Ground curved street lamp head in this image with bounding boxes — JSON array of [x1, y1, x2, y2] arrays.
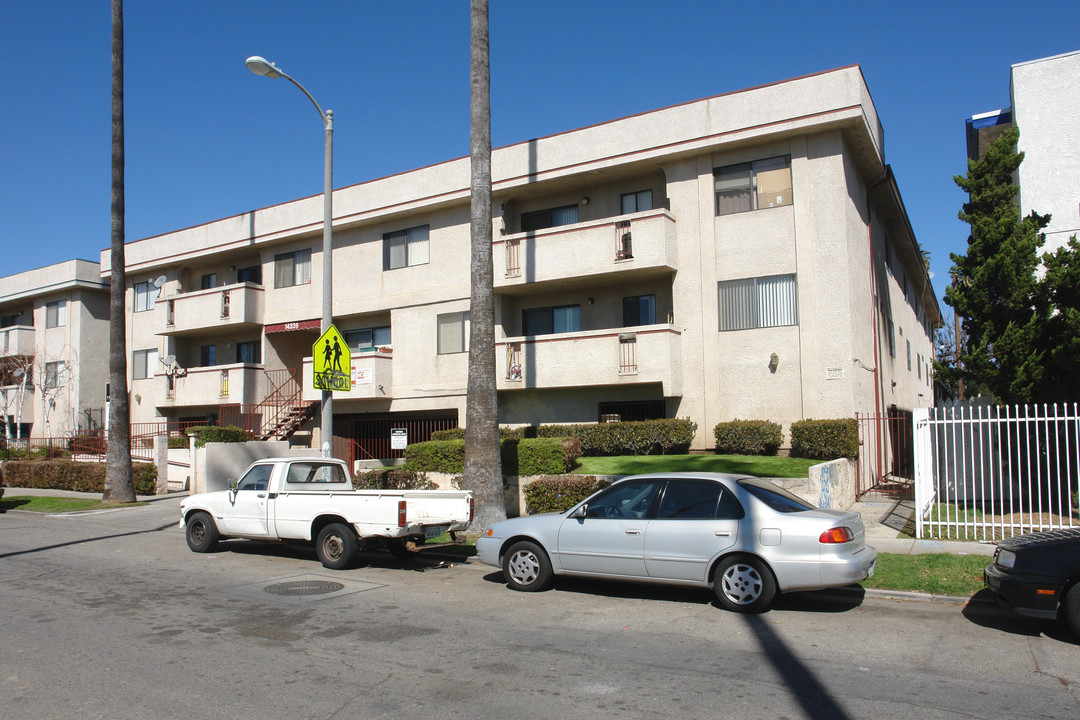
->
[[245, 56, 283, 79]]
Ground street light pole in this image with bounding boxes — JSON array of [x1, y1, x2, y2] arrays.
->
[[246, 56, 335, 457]]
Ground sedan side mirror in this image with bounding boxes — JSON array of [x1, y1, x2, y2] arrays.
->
[[568, 504, 587, 520]]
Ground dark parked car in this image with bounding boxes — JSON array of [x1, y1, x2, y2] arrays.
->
[[984, 528, 1080, 635]]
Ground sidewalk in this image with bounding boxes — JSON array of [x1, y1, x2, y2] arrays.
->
[[2, 486, 182, 504], [852, 497, 997, 557]]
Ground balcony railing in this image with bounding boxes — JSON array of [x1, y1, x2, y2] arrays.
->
[[498, 325, 682, 395], [0, 325, 35, 357], [160, 363, 265, 406], [494, 210, 677, 290], [161, 283, 264, 335], [302, 349, 394, 401]]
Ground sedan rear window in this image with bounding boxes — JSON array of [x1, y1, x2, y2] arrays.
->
[[738, 478, 815, 513]]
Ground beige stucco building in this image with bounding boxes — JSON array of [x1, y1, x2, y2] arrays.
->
[[0, 259, 110, 439], [100, 65, 940, 457]]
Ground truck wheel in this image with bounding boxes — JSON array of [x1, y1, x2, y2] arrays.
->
[[316, 523, 358, 570], [1065, 583, 1080, 638], [713, 555, 777, 613], [502, 540, 552, 592], [186, 512, 220, 553]]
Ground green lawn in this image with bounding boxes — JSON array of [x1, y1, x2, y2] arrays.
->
[[862, 553, 987, 597], [574, 453, 817, 478], [0, 496, 147, 513]]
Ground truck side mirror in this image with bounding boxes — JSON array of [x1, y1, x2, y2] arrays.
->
[[228, 478, 238, 504]]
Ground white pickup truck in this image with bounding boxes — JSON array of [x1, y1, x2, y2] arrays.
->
[[179, 457, 473, 569]]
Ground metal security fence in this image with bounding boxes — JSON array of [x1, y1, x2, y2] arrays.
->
[[913, 402, 1080, 540], [855, 411, 914, 499]]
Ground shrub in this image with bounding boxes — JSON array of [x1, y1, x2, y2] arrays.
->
[[429, 426, 533, 441], [354, 469, 438, 490], [501, 438, 577, 476], [404, 440, 465, 473], [523, 475, 610, 515], [1, 460, 157, 495], [185, 425, 250, 447], [713, 419, 782, 456], [535, 418, 697, 456], [790, 418, 859, 460]]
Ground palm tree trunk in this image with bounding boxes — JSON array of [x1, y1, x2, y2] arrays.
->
[[463, 0, 505, 528], [104, 0, 135, 503]]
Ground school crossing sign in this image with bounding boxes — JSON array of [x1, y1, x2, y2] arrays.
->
[[312, 325, 352, 392]]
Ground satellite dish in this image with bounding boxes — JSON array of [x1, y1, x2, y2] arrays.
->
[[928, 271, 935, 279], [153, 275, 167, 289], [162, 355, 176, 366]]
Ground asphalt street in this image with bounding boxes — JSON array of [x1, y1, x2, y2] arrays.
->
[[0, 494, 1077, 719]]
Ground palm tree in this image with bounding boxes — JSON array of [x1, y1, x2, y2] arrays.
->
[[463, 0, 505, 528], [104, 0, 135, 503]]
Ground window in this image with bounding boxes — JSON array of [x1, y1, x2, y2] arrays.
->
[[284, 461, 347, 485], [133, 349, 158, 380], [522, 305, 580, 336], [623, 295, 656, 327], [237, 265, 262, 284], [383, 225, 430, 270], [200, 345, 217, 367], [918, 353, 923, 380], [236, 341, 260, 364], [274, 249, 311, 288], [44, 361, 65, 390], [718, 274, 797, 331], [888, 318, 896, 357], [236, 464, 273, 491], [621, 190, 653, 214], [583, 479, 663, 519], [345, 326, 391, 351], [201, 273, 217, 290], [714, 156, 792, 215], [134, 281, 158, 312], [520, 204, 578, 232], [739, 478, 814, 513], [46, 300, 67, 328], [656, 480, 744, 520], [1, 313, 22, 328], [437, 311, 470, 354], [907, 340, 912, 371]]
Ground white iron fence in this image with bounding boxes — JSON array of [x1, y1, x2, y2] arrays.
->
[[913, 401, 1080, 540]]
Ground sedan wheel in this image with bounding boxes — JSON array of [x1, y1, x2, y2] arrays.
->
[[713, 555, 777, 613], [502, 540, 552, 592]]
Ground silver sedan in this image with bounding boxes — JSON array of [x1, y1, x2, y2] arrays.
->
[[476, 472, 877, 612]]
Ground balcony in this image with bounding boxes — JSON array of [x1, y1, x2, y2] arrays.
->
[[0, 383, 35, 424], [161, 283, 264, 336], [301, 349, 393, 402], [494, 210, 677, 292], [161, 363, 265, 407], [498, 325, 682, 395], [0, 325, 35, 358]]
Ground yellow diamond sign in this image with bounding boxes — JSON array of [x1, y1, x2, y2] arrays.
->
[[312, 324, 351, 392]]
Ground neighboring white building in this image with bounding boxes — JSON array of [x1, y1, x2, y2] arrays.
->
[[0, 260, 110, 439], [967, 49, 1080, 256], [100, 65, 939, 459]]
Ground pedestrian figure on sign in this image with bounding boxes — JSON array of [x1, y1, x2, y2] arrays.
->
[[332, 337, 343, 372], [323, 339, 333, 369]]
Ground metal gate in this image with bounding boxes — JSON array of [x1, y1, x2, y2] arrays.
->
[[855, 410, 914, 499], [343, 415, 458, 462]]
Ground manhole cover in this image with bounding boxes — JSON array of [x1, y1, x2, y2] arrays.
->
[[264, 580, 345, 596]]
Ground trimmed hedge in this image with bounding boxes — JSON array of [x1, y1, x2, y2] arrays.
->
[[536, 418, 697, 456], [713, 419, 782, 456], [404, 437, 580, 475], [185, 425, 250, 447], [404, 440, 466, 473], [790, 418, 859, 460], [1, 460, 158, 495], [430, 427, 530, 441], [523, 475, 610, 515], [354, 468, 438, 490]]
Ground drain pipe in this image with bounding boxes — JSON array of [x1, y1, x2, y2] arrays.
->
[[866, 170, 891, 488]]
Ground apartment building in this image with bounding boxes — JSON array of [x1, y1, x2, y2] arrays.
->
[[967, 49, 1080, 255], [0, 260, 110, 439], [102, 65, 939, 457]]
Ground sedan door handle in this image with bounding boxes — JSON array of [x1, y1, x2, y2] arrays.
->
[[624, 529, 641, 535], [715, 531, 731, 537]]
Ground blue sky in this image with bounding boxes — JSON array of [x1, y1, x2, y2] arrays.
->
[[2, 0, 1078, 310]]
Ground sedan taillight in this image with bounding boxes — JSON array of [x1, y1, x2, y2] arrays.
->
[[819, 526, 854, 544]]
